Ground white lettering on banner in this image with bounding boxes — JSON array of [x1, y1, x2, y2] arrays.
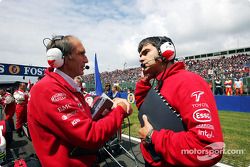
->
[[24, 66, 46, 76], [71, 119, 80, 126], [57, 103, 71, 112], [198, 129, 214, 138], [61, 111, 77, 120], [51, 93, 66, 102], [30, 68, 37, 75], [191, 91, 204, 102], [24, 67, 31, 75], [37, 68, 45, 76], [0, 64, 4, 73], [192, 103, 209, 108], [193, 108, 212, 122], [196, 124, 214, 130]]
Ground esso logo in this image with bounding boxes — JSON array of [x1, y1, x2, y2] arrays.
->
[[193, 108, 212, 122]]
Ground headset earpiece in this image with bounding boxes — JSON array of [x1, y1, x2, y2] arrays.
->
[[159, 41, 175, 61], [46, 48, 64, 68]]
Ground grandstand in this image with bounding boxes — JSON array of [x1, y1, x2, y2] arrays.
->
[[83, 48, 250, 95], [184, 46, 250, 60]]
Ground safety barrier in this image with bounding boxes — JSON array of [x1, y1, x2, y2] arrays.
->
[[215, 95, 250, 112]]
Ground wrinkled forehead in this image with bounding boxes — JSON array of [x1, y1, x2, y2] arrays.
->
[[70, 37, 84, 48]]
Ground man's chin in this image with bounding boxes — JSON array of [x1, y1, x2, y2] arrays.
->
[[78, 71, 84, 76]]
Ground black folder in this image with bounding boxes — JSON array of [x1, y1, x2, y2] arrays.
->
[[138, 87, 185, 161], [91, 94, 113, 121]]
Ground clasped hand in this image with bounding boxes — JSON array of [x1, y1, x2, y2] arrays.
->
[[112, 98, 133, 116]]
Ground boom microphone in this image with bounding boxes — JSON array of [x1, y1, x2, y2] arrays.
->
[[140, 57, 161, 69], [141, 63, 147, 68], [84, 65, 90, 70]]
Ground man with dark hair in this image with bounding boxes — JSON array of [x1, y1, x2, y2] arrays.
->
[[28, 35, 132, 167], [214, 77, 223, 95], [135, 36, 223, 167]]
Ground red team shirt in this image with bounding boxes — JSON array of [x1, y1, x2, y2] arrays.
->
[[135, 62, 223, 166], [28, 68, 127, 167]]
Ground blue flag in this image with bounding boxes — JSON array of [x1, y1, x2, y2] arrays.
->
[[94, 54, 103, 96]]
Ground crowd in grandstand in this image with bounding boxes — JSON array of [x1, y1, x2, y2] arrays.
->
[[185, 54, 249, 80], [84, 68, 141, 86], [83, 54, 249, 95]]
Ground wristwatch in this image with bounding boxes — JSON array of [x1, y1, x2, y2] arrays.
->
[[145, 129, 154, 144]]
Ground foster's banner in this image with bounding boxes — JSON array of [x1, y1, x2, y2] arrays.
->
[[0, 63, 46, 77]]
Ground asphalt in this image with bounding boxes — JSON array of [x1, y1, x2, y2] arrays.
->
[[1, 130, 145, 167], [98, 135, 145, 167], [1, 131, 227, 167]]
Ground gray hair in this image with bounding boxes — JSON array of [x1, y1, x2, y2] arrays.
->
[[46, 35, 74, 57]]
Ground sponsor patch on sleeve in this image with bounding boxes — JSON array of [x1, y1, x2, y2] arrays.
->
[[193, 108, 212, 122], [51, 93, 66, 102], [191, 91, 204, 102]]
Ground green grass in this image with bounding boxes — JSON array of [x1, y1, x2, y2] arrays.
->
[[122, 104, 140, 137], [122, 105, 250, 166], [219, 111, 250, 167]]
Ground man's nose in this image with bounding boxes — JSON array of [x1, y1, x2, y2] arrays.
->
[[139, 57, 145, 63], [84, 55, 88, 63]]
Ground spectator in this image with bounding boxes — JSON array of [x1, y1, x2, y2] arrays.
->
[[73, 76, 85, 92], [234, 77, 243, 95], [83, 54, 249, 92], [104, 83, 112, 99], [214, 77, 223, 95], [112, 85, 122, 99], [224, 78, 233, 96]]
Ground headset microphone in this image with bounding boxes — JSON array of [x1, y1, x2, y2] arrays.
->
[[140, 56, 161, 69], [141, 63, 146, 68], [84, 65, 90, 70]]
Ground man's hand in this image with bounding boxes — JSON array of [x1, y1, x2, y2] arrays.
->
[[139, 115, 153, 140], [112, 98, 133, 116], [138, 69, 155, 83]]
